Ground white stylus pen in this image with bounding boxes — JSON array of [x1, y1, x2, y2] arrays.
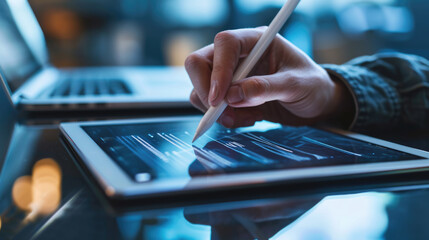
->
[[193, 0, 301, 142]]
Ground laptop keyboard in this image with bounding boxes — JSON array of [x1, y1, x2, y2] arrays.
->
[[51, 75, 132, 97]]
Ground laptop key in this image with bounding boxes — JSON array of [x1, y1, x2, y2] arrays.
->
[[69, 79, 83, 96], [97, 79, 109, 95], [84, 78, 96, 96], [110, 79, 131, 95], [51, 78, 71, 97], [51, 75, 133, 97]]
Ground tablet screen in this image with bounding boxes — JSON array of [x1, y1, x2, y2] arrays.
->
[[82, 120, 423, 182]]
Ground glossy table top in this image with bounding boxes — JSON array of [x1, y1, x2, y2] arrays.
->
[[1, 110, 429, 240]]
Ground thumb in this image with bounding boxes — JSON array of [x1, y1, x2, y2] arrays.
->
[[226, 72, 299, 108]]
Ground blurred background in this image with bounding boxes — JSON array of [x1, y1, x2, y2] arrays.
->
[[27, 0, 429, 67]]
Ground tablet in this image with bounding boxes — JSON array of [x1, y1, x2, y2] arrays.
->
[[60, 116, 429, 199]]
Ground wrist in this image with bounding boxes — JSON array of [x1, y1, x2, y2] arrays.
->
[[322, 73, 356, 129]]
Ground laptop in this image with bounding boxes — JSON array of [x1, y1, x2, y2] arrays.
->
[[60, 116, 429, 200], [0, 0, 193, 112], [0, 74, 15, 169]]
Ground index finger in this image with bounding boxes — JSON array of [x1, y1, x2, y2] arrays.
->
[[209, 28, 266, 106]]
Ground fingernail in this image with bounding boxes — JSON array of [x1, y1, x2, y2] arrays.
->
[[209, 82, 218, 106], [227, 86, 244, 104], [221, 114, 234, 127]]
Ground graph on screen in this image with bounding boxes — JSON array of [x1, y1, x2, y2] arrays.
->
[[83, 120, 418, 182]]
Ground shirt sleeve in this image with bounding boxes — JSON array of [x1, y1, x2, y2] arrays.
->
[[322, 52, 429, 133]]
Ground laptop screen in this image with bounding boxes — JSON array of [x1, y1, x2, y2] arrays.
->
[[0, 0, 42, 93]]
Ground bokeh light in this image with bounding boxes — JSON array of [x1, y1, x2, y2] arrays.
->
[[32, 158, 61, 189], [31, 158, 62, 217], [11, 158, 62, 222], [12, 176, 32, 211]]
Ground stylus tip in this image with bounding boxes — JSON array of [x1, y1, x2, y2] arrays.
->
[[192, 129, 204, 143], [192, 134, 199, 143]]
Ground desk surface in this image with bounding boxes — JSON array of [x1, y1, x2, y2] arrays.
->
[[1, 115, 429, 240]]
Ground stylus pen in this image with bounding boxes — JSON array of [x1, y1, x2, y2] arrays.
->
[[192, 0, 301, 142]]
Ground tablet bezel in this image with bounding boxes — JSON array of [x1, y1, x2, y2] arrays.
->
[[60, 116, 429, 199]]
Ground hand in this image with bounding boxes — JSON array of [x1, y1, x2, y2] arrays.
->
[[185, 28, 354, 128]]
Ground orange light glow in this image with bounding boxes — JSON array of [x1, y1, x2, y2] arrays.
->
[[12, 176, 32, 211], [32, 158, 61, 188], [31, 158, 62, 217], [165, 33, 199, 66], [31, 181, 61, 216], [12, 158, 62, 222]]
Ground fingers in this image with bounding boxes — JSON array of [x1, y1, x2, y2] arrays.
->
[[209, 29, 265, 106], [190, 89, 208, 112], [186, 28, 268, 109], [185, 44, 214, 109], [185, 27, 335, 129]]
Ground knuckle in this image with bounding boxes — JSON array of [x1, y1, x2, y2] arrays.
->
[[189, 90, 198, 101], [287, 75, 300, 87], [285, 74, 302, 92], [214, 31, 235, 44], [214, 30, 240, 50], [244, 77, 270, 99], [184, 53, 202, 72], [189, 96, 198, 107]]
